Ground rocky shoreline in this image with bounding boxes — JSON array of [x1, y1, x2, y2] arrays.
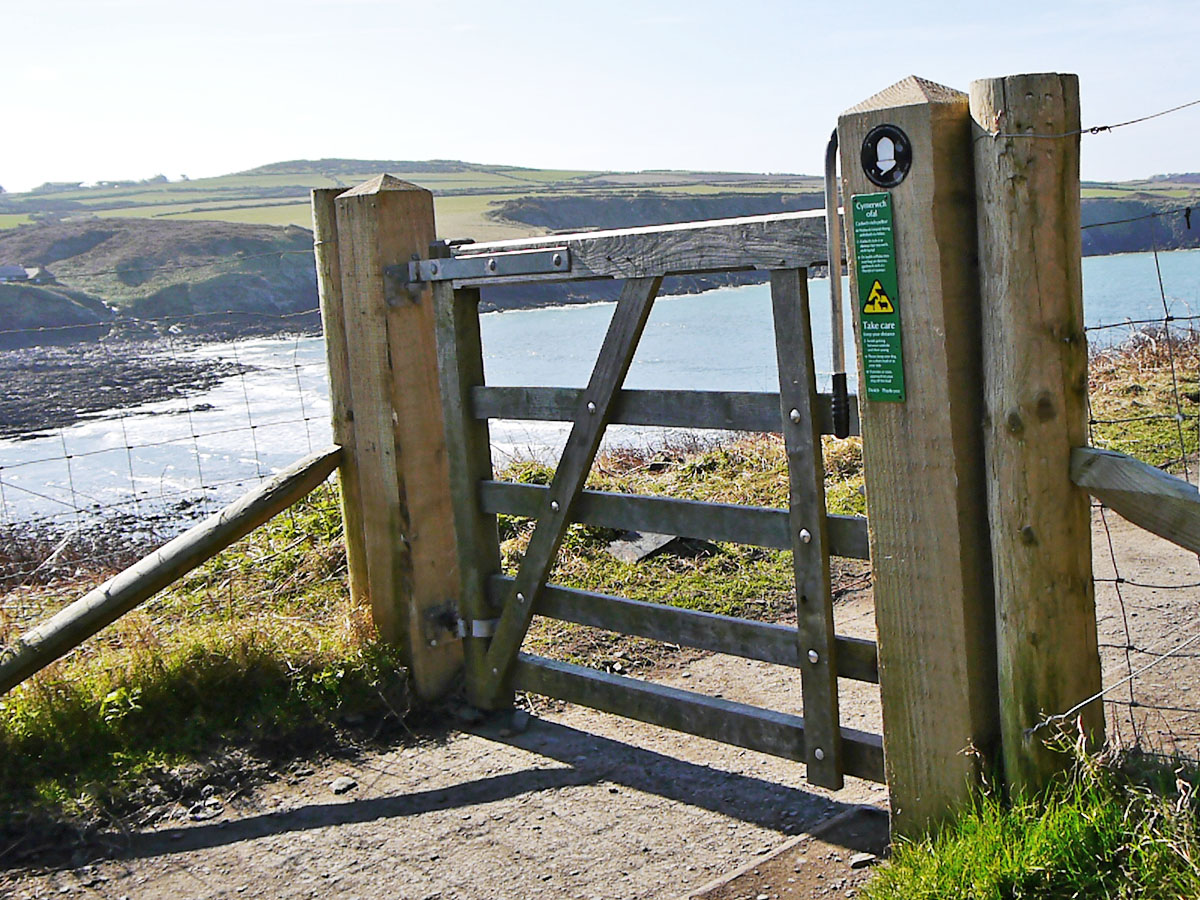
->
[[0, 338, 254, 439]]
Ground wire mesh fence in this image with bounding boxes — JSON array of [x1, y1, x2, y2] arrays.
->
[[0, 302, 339, 650], [1082, 220, 1200, 763]]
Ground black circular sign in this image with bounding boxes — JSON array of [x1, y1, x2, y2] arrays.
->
[[861, 124, 913, 188]]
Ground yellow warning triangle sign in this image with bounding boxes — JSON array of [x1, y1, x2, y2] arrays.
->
[[863, 279, 894, 315]]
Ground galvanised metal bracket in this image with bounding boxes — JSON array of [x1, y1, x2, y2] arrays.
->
[[456, 617, 500, 639], [391, 246, 572, 284]]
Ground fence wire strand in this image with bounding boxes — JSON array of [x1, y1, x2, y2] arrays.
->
[[1064, 210, 1200, 760], [1, 302, 333, 625]]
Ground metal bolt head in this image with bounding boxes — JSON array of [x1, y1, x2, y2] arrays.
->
[[813, 747, 825, 761], [789, 408, 802, 424], [430, 262, 439, 275], [553, 253, 563, 266], [587, 401, 597, 414], [808, 649, 820, 664], [799, 528, 812, 544], [516, 592, 525, 603], [430, 639, 438, 647], [486, 258, 498, 272], [550, 500, 560, 512]]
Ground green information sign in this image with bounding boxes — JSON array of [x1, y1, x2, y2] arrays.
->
[[851, 192, 905, 402]]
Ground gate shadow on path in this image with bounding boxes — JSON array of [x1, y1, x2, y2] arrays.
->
[[97, 716, 866, 863]]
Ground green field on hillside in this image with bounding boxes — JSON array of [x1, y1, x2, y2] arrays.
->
[[1, 161, 1194, 258], [0, 161, 829, 242]]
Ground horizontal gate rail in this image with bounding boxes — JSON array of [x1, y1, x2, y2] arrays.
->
[[479, 480, 870, 560], [472, 386, 861, 436], [513, 652, 885, 783], [427, 210, 827, 287], [487, 575, 878, 683]]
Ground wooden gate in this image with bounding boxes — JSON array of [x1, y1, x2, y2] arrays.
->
[[428, 213, 884, 789]]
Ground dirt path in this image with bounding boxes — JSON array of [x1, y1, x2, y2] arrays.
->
[[2, 512, 1197, 900], [1091, 509, 1200, 758]]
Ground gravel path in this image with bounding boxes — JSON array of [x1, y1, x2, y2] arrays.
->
[[2, 512, 1197, 899]]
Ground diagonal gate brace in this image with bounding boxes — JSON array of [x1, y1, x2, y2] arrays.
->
[[478, 276, 662, 705]]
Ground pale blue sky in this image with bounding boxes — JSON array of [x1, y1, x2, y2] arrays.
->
[[4, 0, 1198, 191]]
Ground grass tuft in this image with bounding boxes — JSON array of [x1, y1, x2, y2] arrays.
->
[[866, 747, 1200, 899]]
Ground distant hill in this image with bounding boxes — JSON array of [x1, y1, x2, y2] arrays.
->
[[0, 282, 113, 348], [0, 159, 825, 242], [0, 219, 318, 342], [0, 161, 1195, 343]]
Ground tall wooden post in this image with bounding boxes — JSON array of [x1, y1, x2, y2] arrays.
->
[[334, 175, 462, 699], [839, 77, 999, 836], [970, 73, 1102, 795], [311, 189, 369, 610]]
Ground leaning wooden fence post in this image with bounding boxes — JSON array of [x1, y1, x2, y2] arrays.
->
[[311, 188, 369, 610], [970, 73, 1103, 795], [334, 176, 463, 699], [838, 77, 1000, 836]]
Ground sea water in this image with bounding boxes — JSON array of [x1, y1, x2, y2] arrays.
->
[[2, 249, 1198, 525]]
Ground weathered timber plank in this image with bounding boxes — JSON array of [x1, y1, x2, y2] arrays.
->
[[486, 574, 879, 683], [513, 653, 884, 783], [972, 74, 1102, 795], [841, 77, 999, 835], [446, 211, 827, 285], [771, 267, 843, 788], [311, 189, 368, 608], [478, 481, 871, 560], [1072, 447, 1200, 555], [482, 278, 662, 695], [434, 283, 506, 707], [471, 386, 861, 436], [0, 447, 342, 696]]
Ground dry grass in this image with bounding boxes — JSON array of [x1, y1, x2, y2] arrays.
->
[[1088, 325, 1200, 470]]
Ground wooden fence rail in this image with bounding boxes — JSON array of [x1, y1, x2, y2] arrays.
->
[[0, 446, 342, 696], [1071, 447, 1200, 555]]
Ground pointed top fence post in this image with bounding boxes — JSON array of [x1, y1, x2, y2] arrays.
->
[[332, 176, 463, 699], [839, 76, 1000, 836]]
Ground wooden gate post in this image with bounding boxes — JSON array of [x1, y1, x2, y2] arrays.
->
[[311, 188, 369, 611], [839, 77, 999, 836], [970, 74, 1103, 795], [332, 175, 462, 699]]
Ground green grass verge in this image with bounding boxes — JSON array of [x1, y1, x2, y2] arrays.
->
[[866, 749, 1200, 899], [0, 487, 407, 820]]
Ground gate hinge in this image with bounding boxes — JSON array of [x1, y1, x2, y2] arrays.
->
[[389, 247, 571, 284], [456, 617, 500, 639]]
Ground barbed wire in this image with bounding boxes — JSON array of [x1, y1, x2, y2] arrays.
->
[[1082, 204, 1193, 231], [1029, 626, 1200, 738], [979, 97, 1200, 141]]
